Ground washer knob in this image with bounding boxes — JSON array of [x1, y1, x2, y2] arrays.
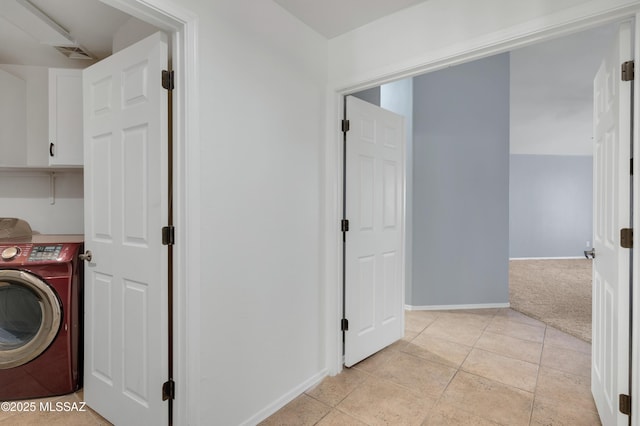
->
[[1, 247, 20, 261]]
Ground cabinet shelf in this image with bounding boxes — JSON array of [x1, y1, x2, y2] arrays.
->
[[0, 167, 82, 205], [0, 166, 82, 173]]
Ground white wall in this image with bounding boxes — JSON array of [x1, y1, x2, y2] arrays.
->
[[0, 171, 83, 234], [178, 1, 328, 424], [327, 0, 639, 89]]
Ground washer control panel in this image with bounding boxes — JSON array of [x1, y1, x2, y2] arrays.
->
[[28, 245, 63, 262], [0, 240, 82, 265]]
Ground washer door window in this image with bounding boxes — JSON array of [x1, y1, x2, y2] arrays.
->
[[0, 270, 61, 369]]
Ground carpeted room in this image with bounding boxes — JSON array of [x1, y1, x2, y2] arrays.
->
[[509, 259, 592, 342], [507, 26, 614, 344]]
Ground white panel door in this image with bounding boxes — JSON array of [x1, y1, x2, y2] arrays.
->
[[83, 32, 168, 426], [344, 95, 405, 367], [592, 22, 632, 426]]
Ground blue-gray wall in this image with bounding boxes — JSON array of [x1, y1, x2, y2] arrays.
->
[[351, 86, 380, 106], [412, 53, 510, 306], [510, 154, 593, 258]]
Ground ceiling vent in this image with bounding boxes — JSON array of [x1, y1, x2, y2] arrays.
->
[[54, 45, 95, 60]]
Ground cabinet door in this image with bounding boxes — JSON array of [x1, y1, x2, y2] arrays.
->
[[0, 68, 27, 166], [49, 69, 83, 166]]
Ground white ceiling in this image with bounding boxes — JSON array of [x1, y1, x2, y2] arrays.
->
[[0, 0, 131, 67], [1, 0, 427, 67], [274, 0, 430, 38]]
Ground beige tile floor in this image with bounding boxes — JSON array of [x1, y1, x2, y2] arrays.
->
[[261, 308, 601, 426], [0, 308, 599, 425], [0, 389, 111, 425]]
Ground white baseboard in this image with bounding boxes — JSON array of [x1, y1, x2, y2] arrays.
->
[[509, 256, 585, 260], [405, 303, 510, 311], [243, 369, 327, 426]]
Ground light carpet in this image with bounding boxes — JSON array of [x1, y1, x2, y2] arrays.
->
[[509, 258, 592, 342]]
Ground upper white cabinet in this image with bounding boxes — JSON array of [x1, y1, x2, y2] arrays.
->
[[0, 65, 83, 170], [48, 68, 83, 167], [0, 69, 27, 166]]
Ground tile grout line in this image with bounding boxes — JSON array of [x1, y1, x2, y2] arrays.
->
[[409, 316, 456, 426], [382, 313, 464, 425], [269, 308, 596, 425], [528, 324, 548, 426], [424, 311, 506, 425]]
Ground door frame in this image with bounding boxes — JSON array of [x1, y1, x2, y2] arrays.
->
[[323, 6, 640, 421], [94, 1, 199, 425]]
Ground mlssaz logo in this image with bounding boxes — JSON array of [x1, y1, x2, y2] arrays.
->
[[39, 401, 87, 412]]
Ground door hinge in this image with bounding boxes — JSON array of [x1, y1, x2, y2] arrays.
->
[[621, 228, 633, 248], [162, 226, 175, 246], [631, 158, 634, 176], [162, 70, 175, 90], [621, 228, 633, 249], [619, 393, 631, 415], [341, 318, 349, 331], [341, 119, 350, 132], [162, 379, 175, 401], [622, 61, 635, 81], [341, 219, 349, 232]]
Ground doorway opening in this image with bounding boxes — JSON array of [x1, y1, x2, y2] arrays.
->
[[347, 21, 617, 347], [507, 23, 617, 344], [338, 16, 630, 426]]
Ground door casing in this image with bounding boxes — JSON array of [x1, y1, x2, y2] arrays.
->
[[323, 9, 640, 426], [84, 1, 199, 425]]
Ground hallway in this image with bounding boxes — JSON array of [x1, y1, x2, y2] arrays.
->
[[262, 308, 599, 425]]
